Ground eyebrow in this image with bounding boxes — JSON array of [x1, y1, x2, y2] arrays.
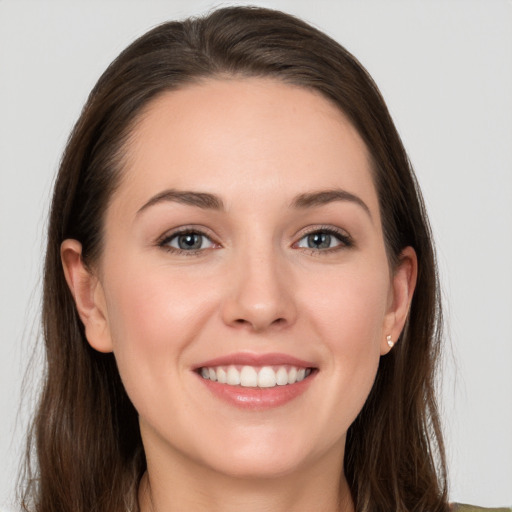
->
[[136, 187, 371, 219], [291, 189, 372, 219], [137, 189, 224, 215]]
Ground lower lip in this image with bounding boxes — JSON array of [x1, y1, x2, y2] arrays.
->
[[197, 371, 316, 410]]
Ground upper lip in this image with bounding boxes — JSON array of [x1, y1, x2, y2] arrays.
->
[[194, 352, 316, 370]]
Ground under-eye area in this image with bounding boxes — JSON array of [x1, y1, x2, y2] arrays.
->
[[197, 365, 316, 388]]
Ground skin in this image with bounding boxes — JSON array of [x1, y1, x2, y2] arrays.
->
[[62, 78, 417, 512]]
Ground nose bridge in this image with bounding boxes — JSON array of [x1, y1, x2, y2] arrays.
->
[[222, 236, 296, 331]]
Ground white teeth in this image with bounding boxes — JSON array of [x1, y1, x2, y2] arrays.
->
[[258, 366, 276, 388], [217, 367, 227, 384], [227, 366, 240, 385], [199, 364, 313, 388], [276, 366, 288, 386], [240, 366, 258, 387]]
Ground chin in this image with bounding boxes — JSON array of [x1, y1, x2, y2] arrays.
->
[[202, 450, 313, 481], [192, 427, 336, 481]]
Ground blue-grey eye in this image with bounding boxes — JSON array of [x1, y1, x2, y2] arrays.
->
[[296, 231, 346, 250], [167, 232, 214, 250]]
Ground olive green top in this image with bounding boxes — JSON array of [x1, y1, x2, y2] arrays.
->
[[452, 504, 512, 512]]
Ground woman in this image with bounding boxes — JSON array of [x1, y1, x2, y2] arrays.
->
[[19, 6, 509, 512]]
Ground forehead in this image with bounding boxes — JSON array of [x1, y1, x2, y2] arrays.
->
[[116, 78, 378, 214]]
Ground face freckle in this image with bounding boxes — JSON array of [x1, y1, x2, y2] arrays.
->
[[94, 77, 401, 481]]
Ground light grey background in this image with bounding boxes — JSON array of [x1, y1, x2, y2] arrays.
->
[[1, 0, 511, 509]]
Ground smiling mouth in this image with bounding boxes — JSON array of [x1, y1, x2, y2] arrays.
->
[[198, 365, 314, 388]]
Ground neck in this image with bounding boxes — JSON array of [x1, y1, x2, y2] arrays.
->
[[138, 446, 354, 512]]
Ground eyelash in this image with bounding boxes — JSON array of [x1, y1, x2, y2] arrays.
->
[[157, 227, 218, 256], [157, 226, 353, 256], [294, 226, 353, 255]]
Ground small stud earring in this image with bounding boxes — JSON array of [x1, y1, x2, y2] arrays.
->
[[386, 335, 394, 348]]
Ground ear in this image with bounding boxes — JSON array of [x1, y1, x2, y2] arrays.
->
[[381, 246, 418, 355], [61, 239, 113, 353]]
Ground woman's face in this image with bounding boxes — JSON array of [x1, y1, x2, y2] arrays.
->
[[65, 78, 415, 480]]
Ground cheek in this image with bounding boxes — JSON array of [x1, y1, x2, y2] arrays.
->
[[100, 261, 219, 404], [305, 262, 390, 345], [104, 259, 214, 348], [302, 264, 389, 415]]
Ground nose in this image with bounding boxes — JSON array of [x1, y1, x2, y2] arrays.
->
[[221, 248, 297, 333]]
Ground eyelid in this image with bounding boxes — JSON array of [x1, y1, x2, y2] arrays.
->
[[155, 224, 352, 255], [157, 225, 221, 253], [292, 225, 353, 251]]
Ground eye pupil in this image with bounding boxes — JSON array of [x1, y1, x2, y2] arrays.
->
[[308, 233, 331, 249], [178, 233, 202, 250]]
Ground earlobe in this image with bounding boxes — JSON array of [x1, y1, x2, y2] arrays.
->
[[61, 239, 113, 353], [381, 246, 418, 355]]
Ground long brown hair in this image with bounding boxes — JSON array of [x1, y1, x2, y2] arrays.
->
[[23, 6, 448, 511]]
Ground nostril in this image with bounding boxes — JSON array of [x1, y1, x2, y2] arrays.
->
[[232, 316, 287, 330]]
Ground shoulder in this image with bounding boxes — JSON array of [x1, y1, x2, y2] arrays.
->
[[451, 504, 512, 512]]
